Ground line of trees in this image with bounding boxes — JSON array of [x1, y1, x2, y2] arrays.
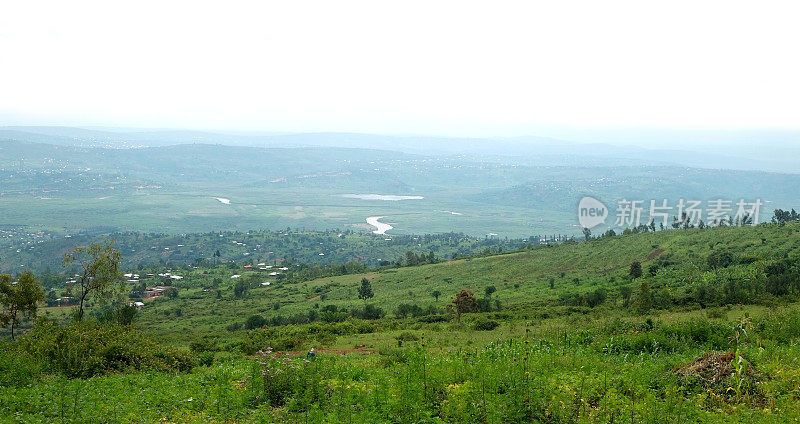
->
[[583, 208, 798, 241], [1, 241, 131, 340]]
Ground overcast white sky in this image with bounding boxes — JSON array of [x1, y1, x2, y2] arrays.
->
[[0, 0, 798, 136]]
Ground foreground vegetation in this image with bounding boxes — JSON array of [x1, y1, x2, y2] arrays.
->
[[1, 221, 800, 422]]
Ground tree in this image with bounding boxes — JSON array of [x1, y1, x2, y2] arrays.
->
[[245, 314, 267, 330], [164, 287, 179, 299], [431, 290, 441, 302], [358, 278, 374, 303], [484, 285, 496, 298], [585, 287, 607, 308], [115, 304, 138, 326], [0, 272, 44, 340], [449, 290, 477, 324], [629, 261, 643, 279], [233, 280, 249, 298], [582, 227, 592, 241], [772, 208, 800, 224], [619, 285, 633, 307], [63, 241, 123, 321], [634, 281, 655, 315]]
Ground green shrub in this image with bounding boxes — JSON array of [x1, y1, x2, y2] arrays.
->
[[0, 342, 42, 386], [417, 314, 448, 323], [472, 318, 500, 331], [396, 331, 419, 342], [351, 304, 385, 320], [753, 310, 800, 343], [189, 336, 219, 353], [17, 319, 194, 378], [245, 314, 267, 330], [242, 327, 307, 354], [198, 351, 215, 367], [707, 250, 735, 270], [251, 356, 322, 407]]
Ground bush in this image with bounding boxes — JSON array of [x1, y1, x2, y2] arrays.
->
[[476, 298, 495, 312], [319, 305, 349, 323], [89, 304, 138, 326], [396, 331, 419, 341], [17, 319, 194, 378], [242, 327, 308, 354], [189, 336, 219, 353], [245, 314, 267, 330], [395, 303, 423, 318], [585, 288, 607, 308], [707, 250, 735, 270], [351, 304, 385, 320], [472, 318, 500, 331], [417, 314, 448, 323], [0, 342, 42, 386], [198, 351, 214, 367]]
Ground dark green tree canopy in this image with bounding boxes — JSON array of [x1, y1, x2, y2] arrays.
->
[[358, 277, 374, 302]]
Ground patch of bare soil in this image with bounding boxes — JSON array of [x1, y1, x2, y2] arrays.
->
[[646, 248, 666, 261]]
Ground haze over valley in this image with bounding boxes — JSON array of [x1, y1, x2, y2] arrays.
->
[[3, 2, 800, 422]]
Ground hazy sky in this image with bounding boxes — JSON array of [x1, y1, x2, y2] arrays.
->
[[1, 1, 798, 136]]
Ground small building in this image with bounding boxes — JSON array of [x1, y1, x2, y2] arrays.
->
[[143, 286, 169, 299]]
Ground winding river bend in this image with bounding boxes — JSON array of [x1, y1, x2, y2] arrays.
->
[[366, 216, 392, 235]]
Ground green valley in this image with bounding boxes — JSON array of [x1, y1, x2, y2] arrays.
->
[[2, 220, 800, 423]]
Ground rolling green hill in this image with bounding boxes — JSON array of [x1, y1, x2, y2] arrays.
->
[[3, 135, 800, 239], [120, 222, 800, 344], [5, 222, 800, 423]]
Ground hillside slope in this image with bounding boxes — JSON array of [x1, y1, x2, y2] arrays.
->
[[133, 223, 800, 340]]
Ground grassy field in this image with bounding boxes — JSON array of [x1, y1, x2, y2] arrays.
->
[[121, 223, 799, 344], [4, 138, 800, 239], [2, 223, 800, 423]]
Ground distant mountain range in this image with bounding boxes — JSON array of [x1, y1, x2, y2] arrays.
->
[[1, 126, 799, 238], [2, 126, 798, 173]]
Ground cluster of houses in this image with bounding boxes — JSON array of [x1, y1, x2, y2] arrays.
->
[[124, 273, 140, 283], [142, 286, 172, 299], [54, 296, 75, 307], [123, 271, 185, 306], [241, 263, 288, 276], [156, 272, 184, 281]]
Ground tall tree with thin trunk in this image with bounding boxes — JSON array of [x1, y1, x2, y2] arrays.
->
[[0, 271, 44, 340], [63, 241, 124, 321]]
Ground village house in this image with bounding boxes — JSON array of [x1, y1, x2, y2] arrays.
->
[[143, 286, 170, 299]]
